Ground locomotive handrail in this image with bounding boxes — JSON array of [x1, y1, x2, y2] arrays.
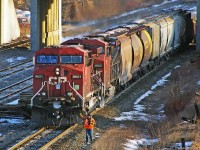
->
[[30, 81, 48, 107], [65, 79, 84, 101]]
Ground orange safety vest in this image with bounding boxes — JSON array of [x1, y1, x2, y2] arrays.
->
[[84, 118, 96, 130]]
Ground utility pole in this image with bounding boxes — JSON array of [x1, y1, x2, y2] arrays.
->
[[197, 0, 200, 51]]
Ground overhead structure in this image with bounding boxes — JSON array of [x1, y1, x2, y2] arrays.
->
[[0, 0, 20, 44], [197, 0, 200, 51], [31, 0, 62, 51]]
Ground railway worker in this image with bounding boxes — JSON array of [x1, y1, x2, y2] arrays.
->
[[80, 113, 96, 144]]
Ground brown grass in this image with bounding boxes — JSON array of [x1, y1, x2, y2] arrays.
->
[[62, 0, 163, 21], [165, 64, 196, 116], [165, 86, 193, 116], [96, 106, 119, 118], [146, 122, 197, 149], [91, 126, 140, 150]]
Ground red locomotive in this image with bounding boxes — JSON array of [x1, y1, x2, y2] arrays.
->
[[20, 9, 196, 126]]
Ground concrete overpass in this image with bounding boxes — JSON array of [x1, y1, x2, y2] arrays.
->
[[31, 0, 62, 51], [0, 0, 61, 51]]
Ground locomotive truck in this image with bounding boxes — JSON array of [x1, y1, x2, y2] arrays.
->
[[19, 9, 196, 126]]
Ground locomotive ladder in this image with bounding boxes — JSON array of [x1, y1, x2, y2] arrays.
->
[[92, 72, 105, 97]]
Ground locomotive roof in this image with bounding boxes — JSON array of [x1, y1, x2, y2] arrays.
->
[[40, 45, 89, 54]]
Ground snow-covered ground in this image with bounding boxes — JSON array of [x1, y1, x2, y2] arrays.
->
[[6, 99, 19, 105], [114, 72, 171, 122], [196, 81, 200, 86], [6, 56, 26, 63], [124, 138, 159, 150], [0, 118, 25, 124], [112, 64, 195, 149]]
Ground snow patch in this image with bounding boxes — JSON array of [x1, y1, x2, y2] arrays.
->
[[7, 99, 19, 105], [6, 57, 26, 63], [0, 133, 2, 136], [114, 104, 165, 122], [134, 104, 145, 112], [196, 81, 200, 85], [152, 0, 178, 8], [174, 65, 181, 69], [120, 124, 127, 128], [124, 138, 159, 150], [134, 90, 153, 105], [173, 141, 192, 149], [115, 72, 171, 122], [95, 133, 101, 138], [134, 72, 171, 105], [0, 118, 24, 124]]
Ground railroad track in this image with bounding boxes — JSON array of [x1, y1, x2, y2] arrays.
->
[[0, 60, 33, 79], [8, 125, 78, 150], [0, 59, 33, 104], [0, 77, 32, 104], [0, 59, 32, 73], [0, 37, 30, 52]]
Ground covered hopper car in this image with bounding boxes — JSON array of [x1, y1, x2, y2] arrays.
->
[[20, 9, 196, 126]]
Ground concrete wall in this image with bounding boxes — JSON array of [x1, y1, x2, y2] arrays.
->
[[31, 0, 61, 51], [0, 0, 20, 44]]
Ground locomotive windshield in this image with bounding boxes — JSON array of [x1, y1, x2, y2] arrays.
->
[[60, 55, 83, 64], [36, 55, 58, 64]]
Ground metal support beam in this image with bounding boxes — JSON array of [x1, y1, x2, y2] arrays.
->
[[31, 0, 61, 51], [197, 0, 200, 51]]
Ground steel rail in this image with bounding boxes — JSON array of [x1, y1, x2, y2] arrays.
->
[[8, 127, 46, 150], [0, 85, 32, 101], [0, 59, 32, 72], [0, 76, 33, 93], [39, 124, 78, 150], [0, 64, 33, 78]]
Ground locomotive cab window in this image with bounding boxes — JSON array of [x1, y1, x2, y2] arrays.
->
[[60, 56, 83, 64], [36, 55, 58, 64]]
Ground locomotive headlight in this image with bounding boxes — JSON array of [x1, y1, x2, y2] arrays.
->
[[42, 92, 46, 96], [67, 92, 73, 97], [55, 68, 60, 75]]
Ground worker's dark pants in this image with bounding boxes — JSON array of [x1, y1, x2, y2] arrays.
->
[[86, 129, 93, 143]]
